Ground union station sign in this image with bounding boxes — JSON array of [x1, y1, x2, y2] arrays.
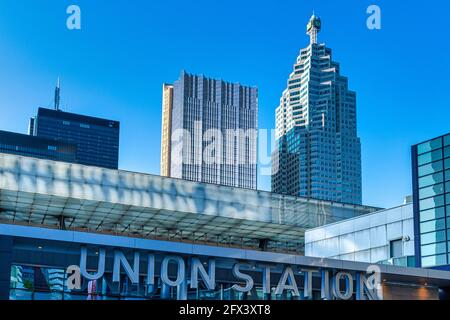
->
[[67, 247, 382, 300]]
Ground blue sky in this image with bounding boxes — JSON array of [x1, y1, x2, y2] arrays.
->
[[0, 0, 449, 208]]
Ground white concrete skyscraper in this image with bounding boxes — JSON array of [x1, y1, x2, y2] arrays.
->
[[272, 15, 362, 205]]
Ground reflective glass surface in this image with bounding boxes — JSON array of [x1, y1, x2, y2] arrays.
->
[[418, 149, 443, 166], [419, 172, 444, 188], [421, 242, 447, 256], [420, 218, 446, 233], [420, 207, 446, 223], [416, 136, 450, 268], [421, 230, 446, 245], [418, 161, 443, 177], [422, 254, 447, 268], [418, 138, 443, 155], [419, 195, 445, 211], [419, 184, 444, 200], [445, 134, 450, 147]]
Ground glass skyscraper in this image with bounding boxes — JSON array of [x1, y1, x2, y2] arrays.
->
[[161, 71, 258, 189], [272, 15, 362, 205], [30, 108, 120, 169], [412, 133, 450, 269]]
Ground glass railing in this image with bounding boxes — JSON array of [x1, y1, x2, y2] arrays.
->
[[378, 256, 416, 268]]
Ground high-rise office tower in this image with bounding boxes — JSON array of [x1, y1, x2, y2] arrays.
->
[[272, 15, 362, 205], [161, 84, 173, 177], [30, 107, 120, 169], [28, 80, 121, 169], [161, 71, 258, 189]]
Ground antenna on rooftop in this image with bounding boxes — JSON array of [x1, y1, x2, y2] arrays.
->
[[54, 77, 61, 111]]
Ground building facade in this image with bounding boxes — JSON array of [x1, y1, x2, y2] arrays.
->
[[160, 84, 174, 177], [0, 153, 448, 301], [272, 15, 362, 205], [162, 71, 258, 189], [0, 130, 76, 163], [412, 133, 450, 269], [30, 108, 120, 169], [305, 201, 416, 268]]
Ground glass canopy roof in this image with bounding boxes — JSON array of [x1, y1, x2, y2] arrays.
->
[[0, 153, 380, 254]]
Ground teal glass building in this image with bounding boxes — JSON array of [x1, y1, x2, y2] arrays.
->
[[412, 133, 450, 268]]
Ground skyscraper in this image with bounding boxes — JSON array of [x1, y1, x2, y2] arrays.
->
[[272, 15, 362, 205], [30, 107, 120, 169], [161, 71, 258, 189], [161, 84, 173, 177]]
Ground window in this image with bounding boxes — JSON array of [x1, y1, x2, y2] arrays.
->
[[390, 239, 403, 258], [418, 161, 443, 177], [418, 149, 443, 166], [445, 134, 450, 147], [422, 254, 447, 267], [445, 146, 450, 158], [419, 184, 444, 199], [421, 230, 446, 245], [420, 218, 446, 233], [419, 172, 444, 188], [420, 207, 446, 222], [419, 195, 445, 211], [418, 138, 442, 155], [421, 242, 447, 256]]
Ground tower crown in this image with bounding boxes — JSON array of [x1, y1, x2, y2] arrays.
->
[[306, 14, 321, 44]]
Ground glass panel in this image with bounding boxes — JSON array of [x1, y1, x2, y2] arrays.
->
[[418, 149, 443, 166], [418, 161, 443, 177], [420, 218, 446, 233], [420, 207, 446, 222], [421, 254, 447, 268], [447, 170, 450, 182], [421, 242, 447, 256], [421, 230, 446, 245], [447, 181, 450, 192], [446, 158, 450, 170], [419, 195, 445, 211], [390, 239, 403, 258], [419, 172, 444, 188], [445, 146, 450, 158], [418, 138, 443, 155], [445, 134, 450, 147], [419, 183, 444, 199], [447, 193, 450, 205]]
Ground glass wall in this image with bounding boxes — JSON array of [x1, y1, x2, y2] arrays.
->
[[416, 134, 450, 267]]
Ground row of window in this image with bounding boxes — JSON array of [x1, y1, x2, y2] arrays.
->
[[418, 159, 450, 178], [417, 135, 450, 155]]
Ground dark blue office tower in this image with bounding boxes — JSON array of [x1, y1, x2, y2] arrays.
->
[[31, 107, 120, 169]]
